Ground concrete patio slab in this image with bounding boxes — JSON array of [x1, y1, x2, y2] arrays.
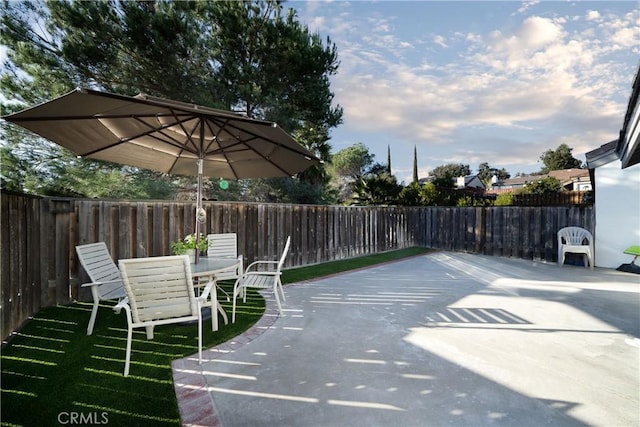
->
[[173, 251, 640, 426]]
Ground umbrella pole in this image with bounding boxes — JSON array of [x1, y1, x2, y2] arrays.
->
[[195, 157, 203, 264]]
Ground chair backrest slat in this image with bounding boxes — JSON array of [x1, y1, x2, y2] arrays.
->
[[207, 233, 242, 280], [76, 242, 124, 299], [207, 233, 238, 258], [558, 226, 593, 246], [118, 256, 197, 324]]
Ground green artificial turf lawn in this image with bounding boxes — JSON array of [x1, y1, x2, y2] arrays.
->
[[1, 247, 431, 426], [0, 282, 264, 427], [282, 247, 432, 284]]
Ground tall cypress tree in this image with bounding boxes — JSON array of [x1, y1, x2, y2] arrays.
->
[[387, 145, 391, 174], [413, 145, 419, 184]]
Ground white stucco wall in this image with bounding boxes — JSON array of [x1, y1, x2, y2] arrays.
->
[[594, 161, 640, 268]]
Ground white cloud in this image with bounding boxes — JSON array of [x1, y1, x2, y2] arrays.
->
[[433, 35, 447, 48], [515, 0, 541, 16], [586, 10, 601, 21], [365, 20, 619, 138], [295, 2, 637, 174], [518, 16, 564, 48]]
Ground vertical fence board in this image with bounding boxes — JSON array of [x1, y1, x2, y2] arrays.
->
[[521, 207, 531, 260]]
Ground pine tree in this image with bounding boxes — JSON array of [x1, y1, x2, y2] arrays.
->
[[1, 0, 343, 202]]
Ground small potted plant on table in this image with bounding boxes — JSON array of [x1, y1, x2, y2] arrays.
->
[[171, 233, 208, 263]]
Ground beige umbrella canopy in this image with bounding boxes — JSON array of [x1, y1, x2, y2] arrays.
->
[[3, 87, 320, 259]]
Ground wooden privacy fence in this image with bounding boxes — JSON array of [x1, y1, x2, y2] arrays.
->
[[2, 191, 593, 339], [511, 191, 593, 206]]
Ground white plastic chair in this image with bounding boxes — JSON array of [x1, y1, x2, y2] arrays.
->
[[557, 226, 594, 270], [76, 242, 127, 335], [116, 255, 213, 377], [207, 233, 243, 281], [232, 236, 290, 322]]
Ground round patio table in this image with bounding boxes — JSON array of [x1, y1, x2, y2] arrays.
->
[[190, 257, 242, 331]]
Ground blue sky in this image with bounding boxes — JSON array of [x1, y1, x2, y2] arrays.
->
[[291, 0, 639, 182]]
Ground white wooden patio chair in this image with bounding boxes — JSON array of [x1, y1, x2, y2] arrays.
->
[[207, 233, 244, 282], [232, 236, 290, 322], [116, 255, 213, 377], [76, 242, 127, 335], [558, 226, 594, 270]]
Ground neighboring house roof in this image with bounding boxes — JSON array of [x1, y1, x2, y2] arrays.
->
[[491, 169, 590, 190], [548, 169, 591, 187], [456, 175, 485, 190], [617, 64, 640, 168], [418, 174, 486, 190], [492, 175, 537, 188]]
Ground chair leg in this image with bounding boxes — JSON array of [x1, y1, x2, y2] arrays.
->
[[87, 299, 99, 335], [145, 325, 154, 340], [198, 306, 203, 365], [277, 277, 285, 302], [210, 279, 219, 332], [272, 283, 283, 315], [587, 255, 594, 270], [219, 303, 229, 326], [232, 284, 241, 323], [123, 307, 133, 377]]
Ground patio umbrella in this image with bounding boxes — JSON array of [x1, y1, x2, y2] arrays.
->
[[3, 87, 320, 260]]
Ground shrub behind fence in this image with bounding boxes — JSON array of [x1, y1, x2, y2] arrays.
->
[[2, 191, 593, 339]]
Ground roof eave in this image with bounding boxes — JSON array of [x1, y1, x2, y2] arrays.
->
[[616, 64, 640, 169]]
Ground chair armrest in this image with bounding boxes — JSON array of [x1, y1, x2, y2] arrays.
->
[[245, 260, 278, 272], [197, 280, 214, 303], [81, 279, 122, 288], [114, 297, 129, 312]]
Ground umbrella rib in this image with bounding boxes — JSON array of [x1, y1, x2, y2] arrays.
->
[[203, 118, 295, 176], [164, 115, 202, 174], [173, 110, 202, 154], [202, 117, 316, 177], [210, 117, 308, 158], [81, 115, 199, 157], [203, 118, 241, 179]]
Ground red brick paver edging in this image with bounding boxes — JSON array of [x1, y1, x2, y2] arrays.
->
[[172, 294, 281, 427]]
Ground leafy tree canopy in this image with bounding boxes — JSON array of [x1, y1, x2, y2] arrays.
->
[[330, 143, 375, 179], [477, 162, 510, 187], [539, 144, 583, 174], [430, 163, 470, 188], [327, 143, 375, 203], [521, 176, 563, 194], [349, 166, 402, 206]]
